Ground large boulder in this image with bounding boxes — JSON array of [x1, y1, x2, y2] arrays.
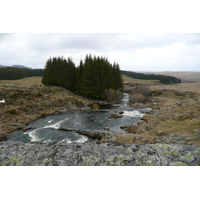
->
[[110, 113, 123, 119], [1, 142, 200, 166]]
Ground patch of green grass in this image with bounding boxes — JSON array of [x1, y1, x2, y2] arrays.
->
[[122, 75, 159, 85]]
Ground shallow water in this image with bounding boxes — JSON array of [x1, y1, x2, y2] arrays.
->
[[7, 93, 150, 144]]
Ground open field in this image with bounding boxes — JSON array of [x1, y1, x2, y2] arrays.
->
[[122, 75, 160, 85], [0, 77, 43, 88]]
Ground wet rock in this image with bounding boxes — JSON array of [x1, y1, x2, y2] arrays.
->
[[104, 127, 110, 131], [120, 126, 127, 129], [110, 113, 123, 119], [77, 130, 108, 140], [119, 111, 124, 114]]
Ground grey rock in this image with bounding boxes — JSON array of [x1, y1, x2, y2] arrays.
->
[[157, 131, 169, 137], [140, 138, 149, 144], [145, 126, 152, 130], [185, 137, 192, 142], [10, 123, 25, 127], [192, 129, 200, 133], [120, 126, 127, 129], [104, 127, 110, 131], [1, 142, 200, 166]]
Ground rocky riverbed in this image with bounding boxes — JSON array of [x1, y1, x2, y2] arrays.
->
[[1, 141, 200, 166]]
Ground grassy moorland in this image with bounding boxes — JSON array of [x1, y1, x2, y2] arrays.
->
[[122, 75, 200, 145], [0, 77, 95, 139], [0, 75, 200, 145]]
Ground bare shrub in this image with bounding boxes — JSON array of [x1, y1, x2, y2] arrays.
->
[[105, 89, 123, 103], [129, 93, 151, 103], [130, 85, 150, 96], [8, 109, 17, 115], [126, 125, 139, 134], [129, 85, 151, 103]]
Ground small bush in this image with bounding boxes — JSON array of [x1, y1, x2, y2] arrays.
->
[[130, 85, 150, 96], [92, 103, 100, 110], [126, 125, 139, 134], [105, 89, 123, 103], [129, 93, 151, 103], [36, 92, 43, 97], [9, 109, 17, 115]]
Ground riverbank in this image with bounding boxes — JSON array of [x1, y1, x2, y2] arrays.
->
[[0, 77, 100, 140]]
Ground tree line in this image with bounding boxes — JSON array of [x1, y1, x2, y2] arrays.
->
[[42, 55, 123, 100], [0, 67, 44, 80], [121, 70, 181, 84]]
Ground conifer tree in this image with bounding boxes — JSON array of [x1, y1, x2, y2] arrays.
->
[[42, 54, 123, 100]]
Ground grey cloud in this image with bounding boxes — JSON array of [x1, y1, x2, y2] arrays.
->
[[0, 33, 13, 41], [0, 33, 199, 71], [28, 33, 108, 51], [110, 33, 200, 51]]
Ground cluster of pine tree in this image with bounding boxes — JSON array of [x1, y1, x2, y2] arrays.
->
[[159, 76, 181, 84], [121, 70, 181, 84], [0, 67, 44, 80], [42, 55, 123, 100]]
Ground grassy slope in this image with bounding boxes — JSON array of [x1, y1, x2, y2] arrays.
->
[[120, 74, 200, 145], [0, 77, 94, 135]]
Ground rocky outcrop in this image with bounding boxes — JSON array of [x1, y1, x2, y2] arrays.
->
[[110, 113, 123, 119], [1, 141, 200, 166]]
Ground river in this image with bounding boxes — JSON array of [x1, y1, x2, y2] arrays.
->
[[6, 93, 150, 143]]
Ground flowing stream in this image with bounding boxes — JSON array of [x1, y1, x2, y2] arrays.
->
[[7, 93, 150, 143]]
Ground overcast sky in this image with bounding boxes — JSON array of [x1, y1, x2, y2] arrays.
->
[[0, 33, 199, 72]]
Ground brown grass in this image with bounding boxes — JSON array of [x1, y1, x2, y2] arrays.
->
[[150, 82, 200, 94], [0, 77, 95, 138], [124, 81, 200, 145], [129, 93, 151, 103], [0, 77, 42, 88]]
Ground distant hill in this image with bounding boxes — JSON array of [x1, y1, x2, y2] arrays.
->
[[12, 65, 31, 69], [0, 64, 31, 69], [153, 71, 200, 83]]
